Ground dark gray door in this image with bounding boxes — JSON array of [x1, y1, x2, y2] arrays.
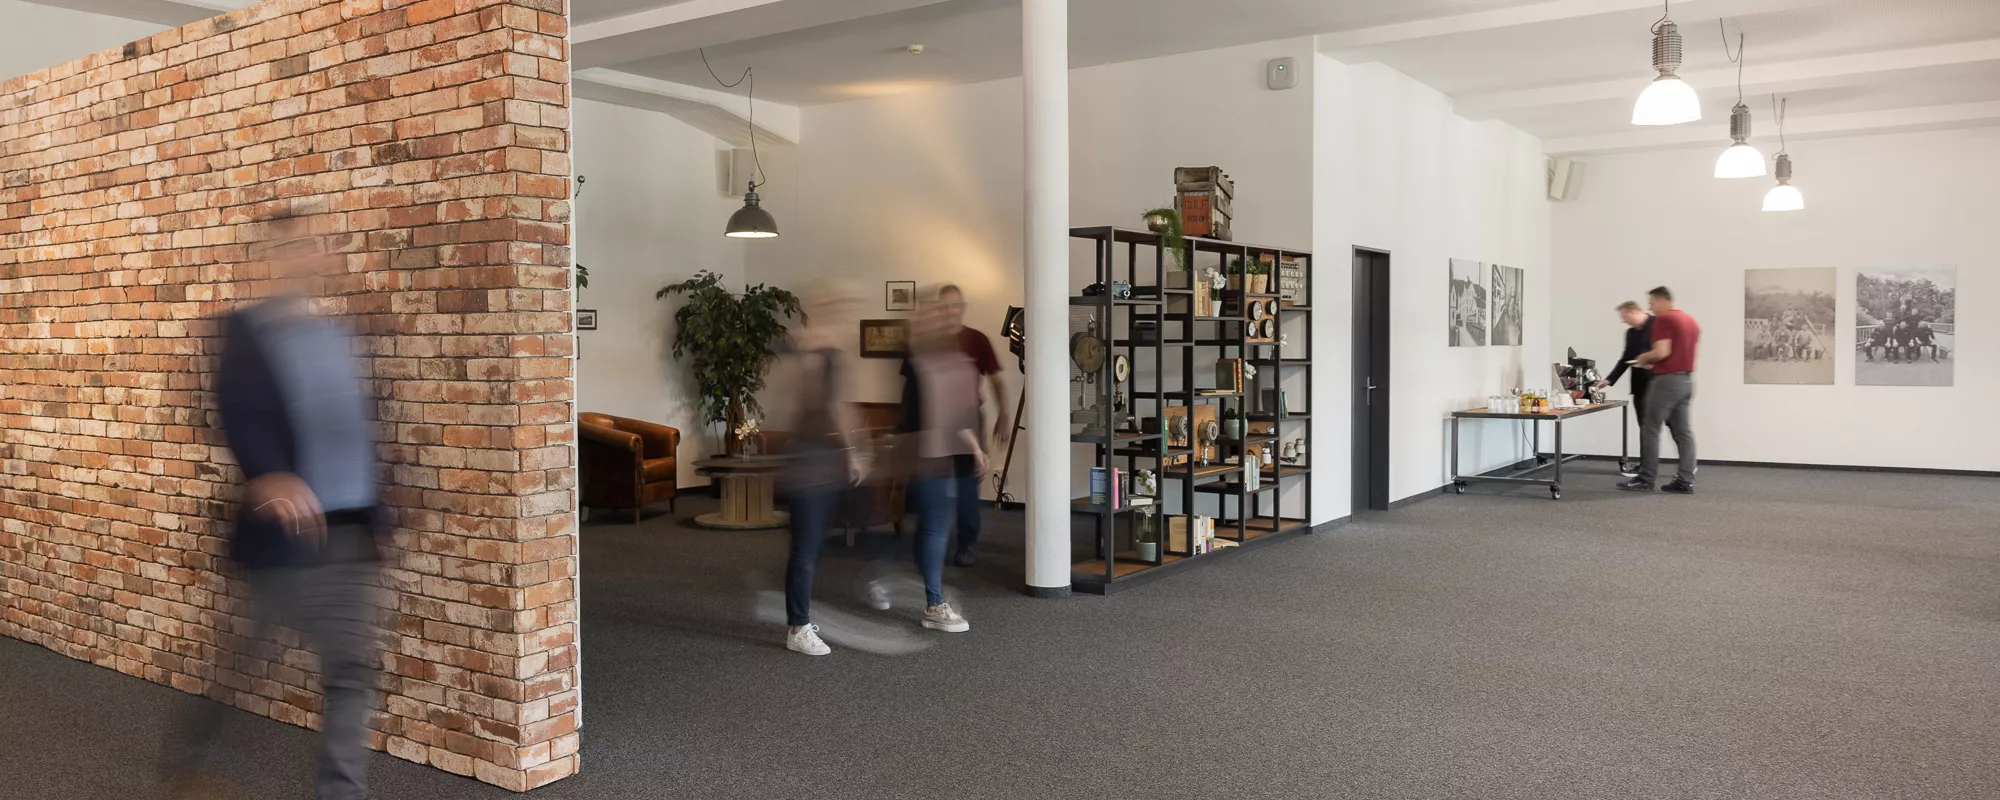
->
[[1352, 248, 1391, 511]]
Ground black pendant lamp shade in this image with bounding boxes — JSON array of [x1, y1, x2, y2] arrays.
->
[[726, 183, 778, 239]]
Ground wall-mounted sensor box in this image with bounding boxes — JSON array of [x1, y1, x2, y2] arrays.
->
[[1267, 57, 1296, 90]]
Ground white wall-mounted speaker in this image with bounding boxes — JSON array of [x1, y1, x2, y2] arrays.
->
[[1547, 157, 1586, 202], [721, 148, 759, 196]]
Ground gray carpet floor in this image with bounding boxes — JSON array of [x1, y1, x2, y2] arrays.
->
[[5, 463, 1999, 799]]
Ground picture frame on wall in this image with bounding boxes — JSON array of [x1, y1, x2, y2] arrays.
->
[[859, 318, 911, 358], [576, 309, 599, 330], [885, 281, 917, 311]]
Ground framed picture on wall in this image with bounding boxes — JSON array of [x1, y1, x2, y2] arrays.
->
[[859, 319, 911, 358], [885, 281, 917, 311], [576, 309, 599, 330]]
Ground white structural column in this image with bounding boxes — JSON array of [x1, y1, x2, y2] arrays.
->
[[1022, 0, 1071, 597]]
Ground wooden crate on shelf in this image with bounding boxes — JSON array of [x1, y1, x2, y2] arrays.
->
[[1178, 191, 1232, 241]]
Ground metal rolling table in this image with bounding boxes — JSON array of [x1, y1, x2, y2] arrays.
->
[[1449, 401, 1629, 500]]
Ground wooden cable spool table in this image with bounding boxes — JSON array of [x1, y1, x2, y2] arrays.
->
[[692, 456, 790, 529]]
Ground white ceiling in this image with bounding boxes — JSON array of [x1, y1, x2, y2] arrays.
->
[[24, 0, 2000, 155]]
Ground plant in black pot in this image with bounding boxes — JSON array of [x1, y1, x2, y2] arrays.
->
[[657, 270, 802, 455]]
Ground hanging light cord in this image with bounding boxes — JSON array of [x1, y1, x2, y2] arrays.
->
[[1720, 21, 1745, 102], [1771, 94, 1788, 154], [1653, 0, 1671, 33], [700, 48, 768, 190]]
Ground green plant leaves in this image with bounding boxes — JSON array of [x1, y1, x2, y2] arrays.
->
[[658, 270, 802, 425]]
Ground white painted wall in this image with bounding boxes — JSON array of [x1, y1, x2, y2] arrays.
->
[[0, 0, 168, 82], [1312, 57, 1553, 510], [1550, 127, 2000, 471], [744, 38, 1321, 517], [572, 98, 754, 488]]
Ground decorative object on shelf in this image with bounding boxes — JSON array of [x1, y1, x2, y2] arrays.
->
[[1197, 418, 1220, 465], [1763, 95, 1804, 212], [1142, 207, 1188, 269], [1281, 438, 1305, 465], [1135, 507, 1160, 561], [1242, 362, 1258, 384], [1071, 316, 1107, 378], [1631, 0, 1701, 126], [1113, 353, 1131, 383], [1713, 22, 1766, 179], [1246, 255, 1271, 294], [858, 318, 911, 358], [1215, 358, 1243, 393], [1222, 407, 1242, 441], [657, 270, 801, 455], [1132, 319, 1161, 345], [1204, 267, 1227, 316], [1133, 469, 1158, 498], [700, 49, 781, 238], [1175, 166, 1234, 240], [885, 280, 916, 311], [1248, 299, 1266, 320], [1279, 257, 1306, 305], [1260, 317, 1278, 339], [576, 309, 599, 330]]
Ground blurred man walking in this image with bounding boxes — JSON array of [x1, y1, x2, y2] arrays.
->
[[1621, 286, 1700, 495]]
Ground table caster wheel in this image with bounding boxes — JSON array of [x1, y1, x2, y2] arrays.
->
[[1453, 482, 1467, 494], [1550, 487, 1562, 500]]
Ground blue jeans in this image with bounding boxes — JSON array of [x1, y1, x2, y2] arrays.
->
[[908, 475, 951, 607], [783, 487, 839, 627], [952, 461, 983, 555]]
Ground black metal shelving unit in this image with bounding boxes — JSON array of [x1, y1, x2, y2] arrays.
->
[[1068, 226, 1314, 594]]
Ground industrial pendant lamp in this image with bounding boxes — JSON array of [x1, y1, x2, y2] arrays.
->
[[1712, 24, 1767, 178], [1762, 96, 1804, 212], [706, 49, 779, 239], [1632, 0, 1701, 126]]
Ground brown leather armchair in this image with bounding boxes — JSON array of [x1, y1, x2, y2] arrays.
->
[[579, 413, 681, 523]]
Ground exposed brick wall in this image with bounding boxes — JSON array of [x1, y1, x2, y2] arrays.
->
[[0, 0, 578, 791]]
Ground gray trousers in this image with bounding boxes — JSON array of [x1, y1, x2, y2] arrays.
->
[[173, 551, 382, 800], [1639, 372, 1697, 485]]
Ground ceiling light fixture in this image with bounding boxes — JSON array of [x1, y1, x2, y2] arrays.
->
[[703, 49, 779, 239], [1632, 0, 1701, 126], [1763, 96, 1804, 212], [1713, 23, 1766, 178]]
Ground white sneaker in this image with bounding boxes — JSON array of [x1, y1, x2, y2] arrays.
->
[[787, 624, 831, 656], [922, 603, 969, 633], [866, 581, 891, 611]]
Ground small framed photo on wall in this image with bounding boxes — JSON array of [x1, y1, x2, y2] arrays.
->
[[576, 309, 599, 330], [885, 281, 917, 312]]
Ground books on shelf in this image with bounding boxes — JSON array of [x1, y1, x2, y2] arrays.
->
[[1215, 358, 1243, 393], [1167, 515, 1219, 555], [1089, 467, 1122, 508]]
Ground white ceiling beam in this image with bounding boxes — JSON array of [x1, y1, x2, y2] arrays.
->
[[574, 0, 960, 71], [573, 68, 800, 147], [24, 0, 243, 27], [1319, 0, 1826, 53], [1457, 38, 2000, 119], [1543, 99, 2000, 156]]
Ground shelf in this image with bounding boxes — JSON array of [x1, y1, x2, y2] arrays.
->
[[1068, 225, 1304, 256], [1111, 446, 1194, 459], [1250, 358, 1313, 367], [1070, 296, 1164, 307], [1071, 496, 1157, 514], [1072, 553, 1190, 581], [1071, 431, 1161, 445], [1195, 480, 1277, 495], [1247, 412, 1310, 422]]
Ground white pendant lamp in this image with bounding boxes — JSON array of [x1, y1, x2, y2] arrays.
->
[[1712, 25, 1767, 178], [1762, 96, 1804, 212], [1633, 1, 1701, 126]]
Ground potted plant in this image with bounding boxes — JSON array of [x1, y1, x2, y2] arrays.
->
[[1245, 256, 1271, 294], [1135, 508, 1160, 561], [657, 270, 802, 455], [1142, 207, 1188, 273], [1222, 407, 1242, 441]]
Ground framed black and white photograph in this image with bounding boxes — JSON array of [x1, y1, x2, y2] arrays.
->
[[1448, 258, 1487, 347], [1743, 268, 1835, 385], [576, 309, 599, 331], [1489, 264, 1524, 346], [885, 281, 917, 312], [1856, 267, 1955, 387]]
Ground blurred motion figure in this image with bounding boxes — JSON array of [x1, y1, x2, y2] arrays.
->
[[170, 210, 385, 800], [891, 286, 984, 633]]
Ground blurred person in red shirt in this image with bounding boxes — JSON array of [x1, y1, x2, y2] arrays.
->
[[884, 288, 985, 632], [1621, 286, 1700, 494], [932, 284, 1007, 567]]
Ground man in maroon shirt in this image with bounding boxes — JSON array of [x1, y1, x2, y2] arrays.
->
[[1622, 286, 1699, 494], [936, 285, 1009, 565]]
